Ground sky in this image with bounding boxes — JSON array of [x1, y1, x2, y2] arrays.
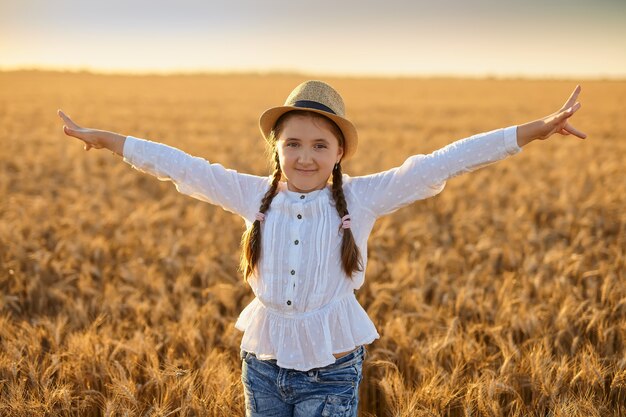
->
[[1, 0, 625, 78]]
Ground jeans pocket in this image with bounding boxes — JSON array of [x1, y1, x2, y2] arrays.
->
[[316, 363, 359, 386], [321, 394, 353, 416]]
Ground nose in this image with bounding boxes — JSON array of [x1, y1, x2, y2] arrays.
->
[[297, 148, 314, 165]]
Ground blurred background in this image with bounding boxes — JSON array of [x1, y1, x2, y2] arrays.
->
[[1, 0, 625, 79]]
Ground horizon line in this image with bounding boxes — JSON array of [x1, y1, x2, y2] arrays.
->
[[1, 65, 625, 82]]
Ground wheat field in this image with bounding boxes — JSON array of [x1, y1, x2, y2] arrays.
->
[[0, 71, 625, 416]]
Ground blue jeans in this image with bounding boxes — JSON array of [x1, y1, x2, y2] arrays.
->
[[240, 345, 366, 416]]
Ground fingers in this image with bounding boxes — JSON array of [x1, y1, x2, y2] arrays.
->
[[558, 102, 581, 121], [562, 85, 581, 110], [563, 122, 587, 139], [62, 124, 82, 139], [62, 125, 74, 136], [57, 109, 80, 129], [58, 109, 69, 123], [553, 103, 586, 139], [63, 124, 90, 147], [58, 109, 97, 150]]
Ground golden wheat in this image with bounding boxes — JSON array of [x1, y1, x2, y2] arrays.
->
[[0, 71, 624, 416]]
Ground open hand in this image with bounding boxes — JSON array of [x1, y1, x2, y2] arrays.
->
[[536, 85, 587, 140], [57, 110, 104, 151]]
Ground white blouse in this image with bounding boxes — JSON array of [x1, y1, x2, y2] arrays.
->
[[122, 125, 521, 371]]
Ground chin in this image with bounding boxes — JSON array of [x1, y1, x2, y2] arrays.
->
[[295, 184, 317, 191], [290, 180, 327, 192]]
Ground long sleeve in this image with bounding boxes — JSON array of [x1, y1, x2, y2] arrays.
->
[[122, 135, 269, 220], [347, 125, 521, 218]]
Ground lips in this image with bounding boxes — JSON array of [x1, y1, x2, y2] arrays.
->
[[297, 169, 317, 173]]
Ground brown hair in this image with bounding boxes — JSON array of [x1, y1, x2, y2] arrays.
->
[[239, 110, 363, 283]]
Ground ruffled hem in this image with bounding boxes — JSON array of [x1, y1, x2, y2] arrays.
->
[[234, 291, 380, 371]]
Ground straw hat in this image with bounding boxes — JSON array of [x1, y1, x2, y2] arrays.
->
[[259, 80, 358, 161]]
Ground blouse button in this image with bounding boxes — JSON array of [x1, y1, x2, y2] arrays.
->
[[294, 240, 299, 245], [286, 300, 292, 305], [297, 214, 302, 219], [300, 195, 305, 199], [291, 270, 295, 275]]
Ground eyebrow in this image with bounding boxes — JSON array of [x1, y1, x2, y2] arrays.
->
[[285, 137, 330, 144]]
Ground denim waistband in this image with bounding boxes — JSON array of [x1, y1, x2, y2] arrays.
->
[[240, 344, 366, 370], [324, 345, 365, 369]]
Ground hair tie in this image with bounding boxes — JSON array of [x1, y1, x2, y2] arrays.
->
[[255, 212, 266, 222], [341, 214, 351, 229]]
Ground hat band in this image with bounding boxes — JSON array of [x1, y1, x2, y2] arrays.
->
[[292, 100, 336, 115]]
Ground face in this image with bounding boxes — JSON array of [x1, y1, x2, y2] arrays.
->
[[276, 114, 344, 193]]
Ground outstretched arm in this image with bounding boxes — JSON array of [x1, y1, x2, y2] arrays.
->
[[515, 85, 586, 147], [425, 84, 587, 183], [346, 85, 587, 219], [56, 109, 269, 221]]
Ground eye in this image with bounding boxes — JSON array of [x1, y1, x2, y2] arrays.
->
[[286, 142, 299, 148], [315, 144, 328, 149]]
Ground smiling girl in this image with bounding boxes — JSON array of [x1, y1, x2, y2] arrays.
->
[[58, 80, 585, 416]]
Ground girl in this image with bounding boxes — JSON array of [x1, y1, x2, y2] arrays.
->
[[57, 80, 585, 416]]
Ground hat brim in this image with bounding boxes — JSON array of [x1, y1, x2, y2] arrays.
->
[[259, 106, 358, 161]]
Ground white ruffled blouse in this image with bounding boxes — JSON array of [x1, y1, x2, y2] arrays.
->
[[122, 125, 521, 371]]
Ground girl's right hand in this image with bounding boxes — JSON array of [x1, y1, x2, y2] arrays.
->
[[57, 109, 105, 151]]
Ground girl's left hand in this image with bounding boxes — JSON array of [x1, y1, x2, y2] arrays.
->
[[536, 85, 587, 140]]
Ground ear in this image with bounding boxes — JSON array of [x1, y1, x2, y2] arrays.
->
[[336, 146, 344, 163]]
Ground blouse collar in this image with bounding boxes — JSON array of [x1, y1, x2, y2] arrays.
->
[[279, 181, 331, 202]]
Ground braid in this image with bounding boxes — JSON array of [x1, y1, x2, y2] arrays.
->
[[331, 163, 364, 278], [239, 152, 282, 283]]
